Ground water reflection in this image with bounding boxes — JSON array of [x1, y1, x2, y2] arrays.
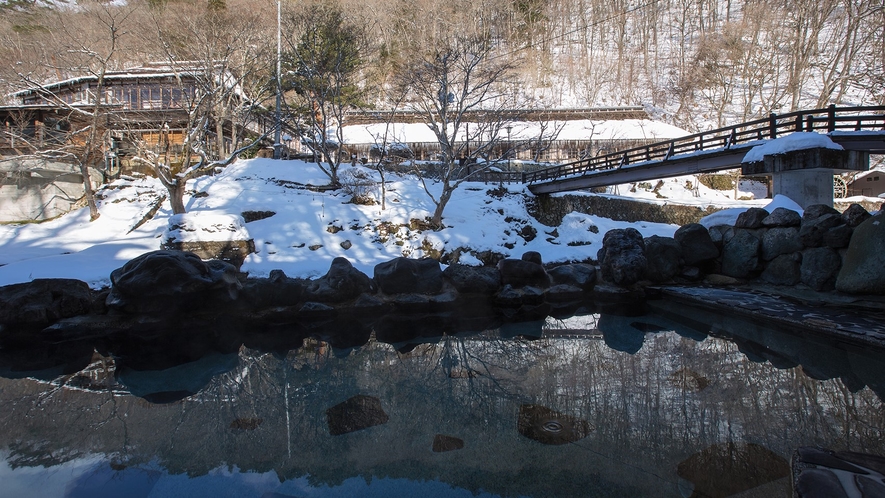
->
[[0, 303, 883, 497]]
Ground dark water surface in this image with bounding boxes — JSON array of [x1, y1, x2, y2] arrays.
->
[[1, 301, 883, 498]]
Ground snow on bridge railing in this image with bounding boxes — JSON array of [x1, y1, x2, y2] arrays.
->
[[523, 105, 885, 185]]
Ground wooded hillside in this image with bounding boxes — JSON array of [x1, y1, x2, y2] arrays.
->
[[1, 0, 882, 132]]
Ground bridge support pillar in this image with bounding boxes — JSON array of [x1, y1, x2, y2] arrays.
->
[[742, 148, 868, 209]]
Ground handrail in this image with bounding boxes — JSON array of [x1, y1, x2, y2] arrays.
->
[[524, 105, 885, 184]]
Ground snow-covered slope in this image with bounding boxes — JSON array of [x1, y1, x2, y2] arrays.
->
[[0, 158, 786, 288]]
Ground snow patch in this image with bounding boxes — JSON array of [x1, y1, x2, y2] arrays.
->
[[742, 132, 843, 163]]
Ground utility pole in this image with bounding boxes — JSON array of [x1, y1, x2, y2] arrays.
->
[[273, 0, 282, 159]]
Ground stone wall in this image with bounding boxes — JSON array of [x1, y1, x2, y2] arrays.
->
[[530, 193, 724, 227]]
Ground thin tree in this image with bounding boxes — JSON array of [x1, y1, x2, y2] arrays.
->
[[397, 34, 517, 228]]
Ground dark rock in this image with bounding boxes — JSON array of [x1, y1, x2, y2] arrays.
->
[[547, 264, 597, 290], [835, 450, 885, 476], [680, 266, 702, 281], [374, 257, 443, 295], [517, 404, 593, 445], [801, 247, 842, 291], [803, 204, 841, 221], [823, 224, 853, 249], [0, 279, 93, 328], [326, 395, 389, 435], [546, 284, 584, 302], [735, 207, 769, 228], [240, 270, 305, 308], [307, 257, 375, 302], [720, 229, 761, 278], [106, 250, 240, 314], [841, 203, 872, 227], [644, 235, 682, 282], [797, 448, 870, 474], [762, 207, 802, 227], [799, 212, 843, 247], [443, 265, 501, 294], [856, 475, 885, 497], [836, 214, 885, 294], [521, 251, 543, 265], [760, 253, 801, 286], [597, 228, 647, 286], [432, 434, 465, 452], [761, 227, 802, 261], [494, 285, 545, 307], [497, 259, 550, 289], [707, 225, 733, 248], [795, 469, 850, 498], [674, 224, 719, 265], [240, 210, 275, 223]]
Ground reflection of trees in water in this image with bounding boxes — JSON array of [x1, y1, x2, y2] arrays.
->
[[0, 327, 883, 496]]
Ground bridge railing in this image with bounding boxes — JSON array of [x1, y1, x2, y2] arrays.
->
[[524, 105, 885, 184]]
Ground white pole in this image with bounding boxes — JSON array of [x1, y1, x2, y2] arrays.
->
[[273, 0, 282, 159]]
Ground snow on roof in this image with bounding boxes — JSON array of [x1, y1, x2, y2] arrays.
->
[[742, 132, 843, 163], [341, 119, 690, 145]]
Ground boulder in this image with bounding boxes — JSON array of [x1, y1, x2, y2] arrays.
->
[[836, 215, 885, 294], [597, 228, 647, 286], [443, 265, 501, 294], [720, 229, 761, 278], [803, 204, 840, 221], [799, 213, 844, 248], [643, 235, 683, 282], [497, 258, 550, 288], [735, 207, 769, 229], [674, 224, 719, 265], [521, 251, 543, 265], [760, 253, 801, 286], [762, 207, 802, 227], [547, 264, 597, 290], [841, 203, 872, 227], [106, 250, 241, 314], [0, 279, 94, 328], [307, 257, 375, 302], [161, 213, 254, 268], [801, 247, 842, 291], [761, 227, 802, 261], [823, 224, 853, 248], [240, 269, 305, 308], [374, 257, 443, 295]]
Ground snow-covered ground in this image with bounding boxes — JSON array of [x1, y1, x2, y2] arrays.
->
[[0, 157, 816, 289]]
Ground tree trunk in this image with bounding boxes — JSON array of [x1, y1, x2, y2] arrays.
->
[[431, 187, 454, 229], [168, 182, 187, 214], [79, 163, 100, 221]]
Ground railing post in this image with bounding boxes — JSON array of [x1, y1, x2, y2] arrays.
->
[[795, 114, 802, 131], [769, 113, 777, 139], [827, 104, 836, 132], [698, 134, 703, 150], [806, 115, 814, 132]]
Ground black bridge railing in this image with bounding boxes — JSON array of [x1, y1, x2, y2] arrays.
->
[[523, 105, 885, 184]]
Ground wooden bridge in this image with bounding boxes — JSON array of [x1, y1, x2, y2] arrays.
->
[[524, 105, 885, 196]]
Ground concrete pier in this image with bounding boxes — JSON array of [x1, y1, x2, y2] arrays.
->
[[742, 148, 869, 208]]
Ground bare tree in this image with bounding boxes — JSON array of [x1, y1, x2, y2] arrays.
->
[[119, 2, 273, 215], [397, 34, 517, 228], [3, 1, 141, 221]]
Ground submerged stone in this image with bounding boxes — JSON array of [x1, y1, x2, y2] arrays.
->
[[326, 394, 389, 436], [517, 404, 593, 445], [432, 434, 465, 452]]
